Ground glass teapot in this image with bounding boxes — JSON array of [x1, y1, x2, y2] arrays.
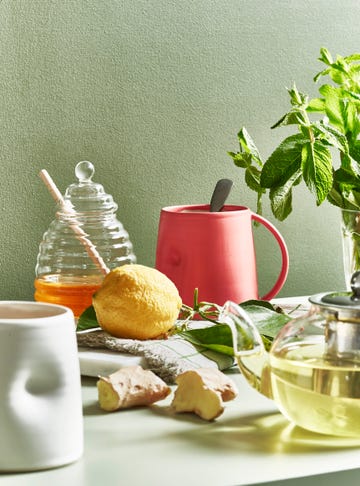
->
[[220, 272, 360, 437], [35, 161, 136, 317]]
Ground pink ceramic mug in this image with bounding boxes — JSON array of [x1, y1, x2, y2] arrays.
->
[[155, 204, 289, 306]]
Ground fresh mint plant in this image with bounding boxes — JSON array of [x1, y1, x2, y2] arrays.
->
[[229, 47, 360, 221]]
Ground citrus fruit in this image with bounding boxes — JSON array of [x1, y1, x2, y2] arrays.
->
[[92, 264, 182, 339]]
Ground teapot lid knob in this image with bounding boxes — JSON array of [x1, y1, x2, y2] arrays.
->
[[310, 271, 360, 308], [350, 271, 360, 301]]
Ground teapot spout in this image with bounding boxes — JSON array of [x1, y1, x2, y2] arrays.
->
[[220, 301, 273, 399]]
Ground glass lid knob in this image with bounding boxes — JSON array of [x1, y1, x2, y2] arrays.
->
[[75, 161, 95, 183]]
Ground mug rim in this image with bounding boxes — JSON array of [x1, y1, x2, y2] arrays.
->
[[161, 204, 250, 214], [0, 301, 73, 322]]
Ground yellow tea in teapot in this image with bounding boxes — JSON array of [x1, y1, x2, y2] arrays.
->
[[269, 344, 360, 437]]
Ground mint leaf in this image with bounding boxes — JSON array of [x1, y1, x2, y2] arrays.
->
[[260, 134, 305, 188], [314, 69, 330, 83], [271, 110, 307, 129], [328, 59, 349, 86], [237, 127, 263, 166], [244, 165, 264, 193], [228, 151, 252, 168], [345, 53, 360, 63], [319, 84, 348, 131], [269, 169, 302, 220], [318, 47, 333, 66], [334, 167, 360, 186], [344, 101, 360, 139], [287, 84, 308, 108], [271, 86, 308, 128], [327, 186, 345, 208], [307, 97, 326, 112], [301, 140, 333, 205], [350, 141, 360, 163], [328, 175, 360, 210], [313, 120, 349, 154]]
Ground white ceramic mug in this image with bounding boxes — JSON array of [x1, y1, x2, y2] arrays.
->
[[0, 301, 83, 472]]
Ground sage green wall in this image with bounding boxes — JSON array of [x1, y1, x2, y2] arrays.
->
[[0, 0, 359, 300]]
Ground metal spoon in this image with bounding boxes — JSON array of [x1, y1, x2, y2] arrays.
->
[[210, 179, 234, 212]]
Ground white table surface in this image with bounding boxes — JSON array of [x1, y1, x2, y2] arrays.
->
[[1, 296, 360, 486]]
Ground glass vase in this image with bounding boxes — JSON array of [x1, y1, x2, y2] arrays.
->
[[341, 208, 360, 289]]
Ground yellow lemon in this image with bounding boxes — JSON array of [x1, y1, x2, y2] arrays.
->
[[92, 264, 182, 340]]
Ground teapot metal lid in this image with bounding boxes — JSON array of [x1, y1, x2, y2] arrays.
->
[[309, 272, 360, 358], [309, 271, 360, 310], [62, 161, 118, 212]]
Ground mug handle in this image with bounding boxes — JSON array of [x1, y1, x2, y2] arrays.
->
[[251, 213, 289, 301]]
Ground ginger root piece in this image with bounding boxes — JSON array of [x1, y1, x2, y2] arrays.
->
[[97, 365, 171, 412], [171, 368, 238, 421]]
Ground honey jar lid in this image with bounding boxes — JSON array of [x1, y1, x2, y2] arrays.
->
[[63, 161, 117, 212]]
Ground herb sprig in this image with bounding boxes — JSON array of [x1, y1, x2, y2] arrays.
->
[[229, 47, 360, 221], [177, 290, 292, 354]]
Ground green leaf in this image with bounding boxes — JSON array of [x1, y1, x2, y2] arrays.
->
[[269, 169, 302, 221], [245, 165, 265, 193], [327, 186, 345, 208], [350, 141, 360, 163], [352, 191, 360, 208], [237, 127, 263, 166], [179, 302, 292, 357], [301, 140, 333, 205], [314, 68, 330, 83], [178, 325, 235, 357], [340, 191, 360, 210], [318, 47, 333, 66], [271, 86, 309, 127], [343, 100, 360, 136], [260, 134, 306, 188], [343, 89, 360, 102], [287, 84, 308, 108], [345, 53, 360, 63], [312, 120, 349, 155], [318, 84, 349, 132], [271, 109, 307, 129], [76, 305, 100, 332], [228, 151, 252, 168], [307, 97, 326, 112], [239, 303, 291, 337], [324, 55, 353, 86], [333, 167, 360, 186], [329, 174, 360, 210], [240, 299, 278, 311]]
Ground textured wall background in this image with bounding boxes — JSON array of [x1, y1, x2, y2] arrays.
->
[[0, 0, 359, 300]]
